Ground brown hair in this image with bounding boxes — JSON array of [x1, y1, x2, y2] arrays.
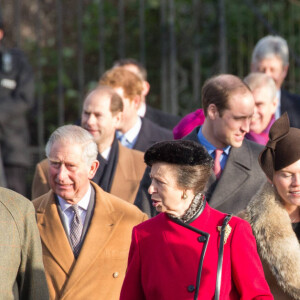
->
[[175, 164, 212, 195], [88, 85, 123, 115], [202, 74, 251, 117], [100, 67, 143, 102]]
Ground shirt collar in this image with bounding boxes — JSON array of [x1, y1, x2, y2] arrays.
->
[[137, 102, 146, 117], [57, 184, 92, 212], [101, 147, 111, 160], [116, 117, 142, 144], [197, 127, 231, 155]]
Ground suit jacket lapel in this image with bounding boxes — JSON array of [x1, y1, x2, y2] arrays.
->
[[208, 141, 252, 207], [36, 191, 75, 275], [61, 182, 124, 297], [185, 127, 253, 208]]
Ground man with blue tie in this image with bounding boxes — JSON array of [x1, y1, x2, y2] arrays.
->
[[135, 74, 267, 217], [32, 125, 147, 299]]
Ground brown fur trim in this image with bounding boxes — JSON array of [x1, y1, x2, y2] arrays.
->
[[244, 182, 300, 300]]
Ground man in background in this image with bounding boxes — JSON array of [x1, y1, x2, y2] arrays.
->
[[113, 58, 181, 130], [135, 74, 266, 217], [100, 67, 173, 152], [0, 17, 35, 195], [251, 35, 300, 128], [244, 72, 278, 145]]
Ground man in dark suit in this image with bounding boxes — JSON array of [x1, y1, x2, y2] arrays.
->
[[100, 67, 173, 152], [135, 74, 267, 217], [251, 35, 300, 128], [113, 58, 181, 130], [32, 86, 146, 203], [33, 125, 147, 299]]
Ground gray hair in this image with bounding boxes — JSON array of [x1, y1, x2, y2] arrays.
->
[[244, 72, 277, 103], [45, 125, 98, 167], [251, 35, 289, 66]]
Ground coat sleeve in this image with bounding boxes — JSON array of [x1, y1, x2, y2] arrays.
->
[[120, 227, 146, 300], [17, 202, 49, 300], [230, 219, 273, 299]]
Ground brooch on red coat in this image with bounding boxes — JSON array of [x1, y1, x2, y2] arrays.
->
[[217, 224, 232, 244]]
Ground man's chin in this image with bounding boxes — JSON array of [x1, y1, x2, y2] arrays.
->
[[231, 138, 244, 148]]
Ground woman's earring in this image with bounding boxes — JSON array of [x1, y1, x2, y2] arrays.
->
[[183, 193, 187, 200]]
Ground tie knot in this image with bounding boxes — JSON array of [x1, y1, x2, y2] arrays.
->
[[215, 149, 223, 158], [71, 204, 80, 216], [213, 149, 223, 179]]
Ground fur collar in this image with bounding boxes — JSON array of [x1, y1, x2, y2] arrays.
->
[[244, 182, 300, 299]]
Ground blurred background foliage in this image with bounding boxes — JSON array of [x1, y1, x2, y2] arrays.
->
[[0, 0, 300, 148]]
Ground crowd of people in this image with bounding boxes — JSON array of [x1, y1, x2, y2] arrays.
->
[[0, 20, 300, 299]]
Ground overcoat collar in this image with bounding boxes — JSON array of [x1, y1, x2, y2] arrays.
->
[[35, 181, 125, 298], [184, 126, 254, 207], [244, 182, 300, 300]]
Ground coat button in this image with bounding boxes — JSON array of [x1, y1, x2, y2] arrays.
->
[[187, 285, 195, 292], [198, 236, 206, 242], [113, 272, 119, 278]]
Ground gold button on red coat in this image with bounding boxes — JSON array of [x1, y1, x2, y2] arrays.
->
[[113, 272, 119, 278]]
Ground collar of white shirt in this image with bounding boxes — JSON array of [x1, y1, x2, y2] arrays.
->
[[117, 116, 142, 146], [58, 184, 91, 213], [101, 146, 111, 160]]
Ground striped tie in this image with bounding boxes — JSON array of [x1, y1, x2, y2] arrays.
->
[[213, 149, 223, 179]]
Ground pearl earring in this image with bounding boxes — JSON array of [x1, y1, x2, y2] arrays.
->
[[183, 193, 187, 200]]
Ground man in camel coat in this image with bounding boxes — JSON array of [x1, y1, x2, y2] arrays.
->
[[33, 125, 147, 299]]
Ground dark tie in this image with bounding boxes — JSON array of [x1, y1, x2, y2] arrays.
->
[[70, 205, 83, 257], [213, 149, 223, 179]]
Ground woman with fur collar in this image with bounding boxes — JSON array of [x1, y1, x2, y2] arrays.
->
[[240, 112, 300, 300]]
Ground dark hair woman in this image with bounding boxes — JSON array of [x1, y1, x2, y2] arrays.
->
[[240, 113, 300, 300], [120, 140, 272, 300]]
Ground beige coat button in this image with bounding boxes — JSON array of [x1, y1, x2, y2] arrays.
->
[[113, 272, 119, 278]]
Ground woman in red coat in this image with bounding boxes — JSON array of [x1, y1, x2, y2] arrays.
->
[[120, 140, 273, 300]]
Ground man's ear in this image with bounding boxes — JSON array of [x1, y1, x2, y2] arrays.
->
[[133, 95, 142, 110], [0, 30, 4, 41], [207, 104, 219, 120], [142, 81, 150, 97], [88, 160, 100, 180], [112, 111, 123, 130]]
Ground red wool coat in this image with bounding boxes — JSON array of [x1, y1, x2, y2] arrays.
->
[[120, 203, 273, 300]]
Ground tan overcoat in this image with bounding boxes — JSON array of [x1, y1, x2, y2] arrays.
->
[[33, 181, 148, 300], [32, 142, 146, 203]]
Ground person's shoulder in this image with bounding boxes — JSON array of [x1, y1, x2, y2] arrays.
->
[[32, 190, 52, 211], [0, 187, 32, 210], [0, 187, 35, 223], [134, 212, 165, 232], [145, 105, 181, 128], [183, 126, 201, 142], [94, 183, 147, 219], [119, 142, 144, 158], [141, 117, 173, 138], [208, 204, 249, 227], [281, 89, 300, 101], [241, 138, 264, 154]]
